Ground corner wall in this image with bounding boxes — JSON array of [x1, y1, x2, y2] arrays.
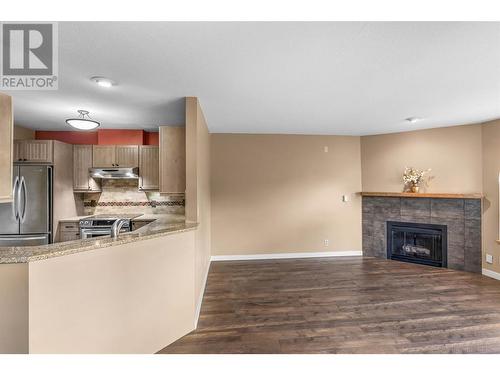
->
[[185, 97, 211, 308], [481, 119, 500, 274], [210, 134, 362, 255]]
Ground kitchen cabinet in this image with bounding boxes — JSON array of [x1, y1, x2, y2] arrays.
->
[[13, 140, 53, 163], [0, 93, 13, 203], [92, 145, 115, 167], [73, 145, 101, 192], [59, 221, 80, 242], [92, 145, 139, 167], [139, 146, 159, 190], [115, 145, 139, 167], [159, 126, 186, 193]]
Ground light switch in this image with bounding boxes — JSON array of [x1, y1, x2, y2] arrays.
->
[[324, 146, 329, 153], [342, 195, 349, 202], [486, 254, 494, 264]]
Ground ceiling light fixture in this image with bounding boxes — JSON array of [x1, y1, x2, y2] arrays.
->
[[65, 110, 100, 130], [405, 117, 422, 124], [90, 76, 116, 88]]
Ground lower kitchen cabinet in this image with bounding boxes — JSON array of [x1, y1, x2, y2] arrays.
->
[[58, 221, 80, 242]]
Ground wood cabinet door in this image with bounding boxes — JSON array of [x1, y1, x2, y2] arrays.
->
[[13, 140, 24, 162], [115, 145, 139, 167], [60, 231, 80, 242], [139, 146, 159, 190], [159, 126, 186, 193], [23, 140, 53, 163], [0, 93, 13, 203], [73, 145, 93, 191], [92, 145, 116, 167]]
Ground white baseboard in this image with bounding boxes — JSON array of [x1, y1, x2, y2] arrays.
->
[[211, 250, 362, 262], [482, 268, 500, 281], [194, 259, 211, 328]]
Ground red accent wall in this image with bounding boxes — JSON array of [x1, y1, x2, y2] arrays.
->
[[35, 131, 98, 144], [97, 130, 145, 145], [35, 129, 160, 146], [144, 131, 159, 145]]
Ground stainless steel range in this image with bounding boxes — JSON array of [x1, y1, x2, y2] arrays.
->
[[79, 214, 142, 239]]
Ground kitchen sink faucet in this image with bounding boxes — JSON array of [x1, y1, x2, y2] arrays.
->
[[111, 218, 129, 238]]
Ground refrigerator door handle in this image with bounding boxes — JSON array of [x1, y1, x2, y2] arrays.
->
[[20, 176, 27, 223], [12, 176, 19, 220]]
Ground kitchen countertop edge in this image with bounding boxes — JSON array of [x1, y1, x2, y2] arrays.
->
[[0, 221, 198, 264]]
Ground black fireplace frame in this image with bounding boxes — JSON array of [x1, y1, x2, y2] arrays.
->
[[386, 221, 448, 268]]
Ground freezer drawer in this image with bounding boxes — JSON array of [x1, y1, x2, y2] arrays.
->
[[0, 234, 50, 247]]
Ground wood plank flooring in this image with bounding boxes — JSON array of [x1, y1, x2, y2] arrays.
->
[[158, 257, 500, 354]]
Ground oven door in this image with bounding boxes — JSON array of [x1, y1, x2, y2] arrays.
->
[[80, 228, 111, 239]]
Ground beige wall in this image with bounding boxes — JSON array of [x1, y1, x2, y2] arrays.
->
[[13, 125, 35, 140], [28, 232, 196, 353], [0, 263, 28, 353], [360, 124, 483, 194], [481, 119, 500, 274], [185, 97, 211, 311], [210, 134, 362, 255]]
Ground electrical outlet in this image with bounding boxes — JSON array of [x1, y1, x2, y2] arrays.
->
[[486, 253, 494, 264], [324, 239, 329, 247]]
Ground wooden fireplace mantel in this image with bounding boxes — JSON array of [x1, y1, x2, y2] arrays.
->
[[360, 192, 483, 199]]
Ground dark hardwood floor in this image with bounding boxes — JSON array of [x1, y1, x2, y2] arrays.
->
[[158, 257, 500, 354]]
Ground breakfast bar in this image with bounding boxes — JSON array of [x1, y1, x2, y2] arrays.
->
[[0, 217, 199, 354]]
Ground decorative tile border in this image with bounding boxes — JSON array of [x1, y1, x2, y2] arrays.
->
[[84, 200, 185, 207]]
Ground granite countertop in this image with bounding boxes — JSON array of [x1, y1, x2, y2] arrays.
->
[[0, 214, 196, 264], [58, 216, 91, 222]]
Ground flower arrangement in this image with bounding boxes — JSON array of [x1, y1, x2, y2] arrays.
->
[[403, 167, 431, 193]]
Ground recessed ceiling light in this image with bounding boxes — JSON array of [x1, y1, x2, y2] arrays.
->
[[66, 110, 100, 130], [90, 76, 116, 88], [405, 117, 422, 124]]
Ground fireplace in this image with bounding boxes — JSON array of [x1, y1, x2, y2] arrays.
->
[[387, 221, 447, 268]]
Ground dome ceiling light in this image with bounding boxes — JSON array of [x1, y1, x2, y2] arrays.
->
[[405, 117, 422, 124], [90, 76, 116, 88], [65, 110, 100, 130]]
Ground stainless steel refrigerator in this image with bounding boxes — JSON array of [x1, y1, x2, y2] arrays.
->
[[0, 165, 52, 246]]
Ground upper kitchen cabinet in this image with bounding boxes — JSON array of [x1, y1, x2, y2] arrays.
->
[[92, 145, 139, 167], [92, 145, 115, 167], [115, 145, 139, 167], [0, 93, 13, 203], [139, 146, 159, 191], [73, 145, 101, 192], [14, 140, 53, 163], [159, 126, 186, 194]]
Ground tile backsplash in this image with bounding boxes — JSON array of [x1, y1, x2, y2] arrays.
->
[[81, 179, 185, 216]]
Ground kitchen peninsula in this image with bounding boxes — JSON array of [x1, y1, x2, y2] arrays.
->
[[0, 216, 199, 354]]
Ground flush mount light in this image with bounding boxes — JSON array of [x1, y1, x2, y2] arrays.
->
[[405, 117, 422, 124], [65, 110, 100, 130], [90, 76, 116, 88]]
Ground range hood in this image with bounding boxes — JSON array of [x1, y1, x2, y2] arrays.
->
[[89, 167, 139, 179]]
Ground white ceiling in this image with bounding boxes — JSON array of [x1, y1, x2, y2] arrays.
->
[[7, 22, 500, 135]]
